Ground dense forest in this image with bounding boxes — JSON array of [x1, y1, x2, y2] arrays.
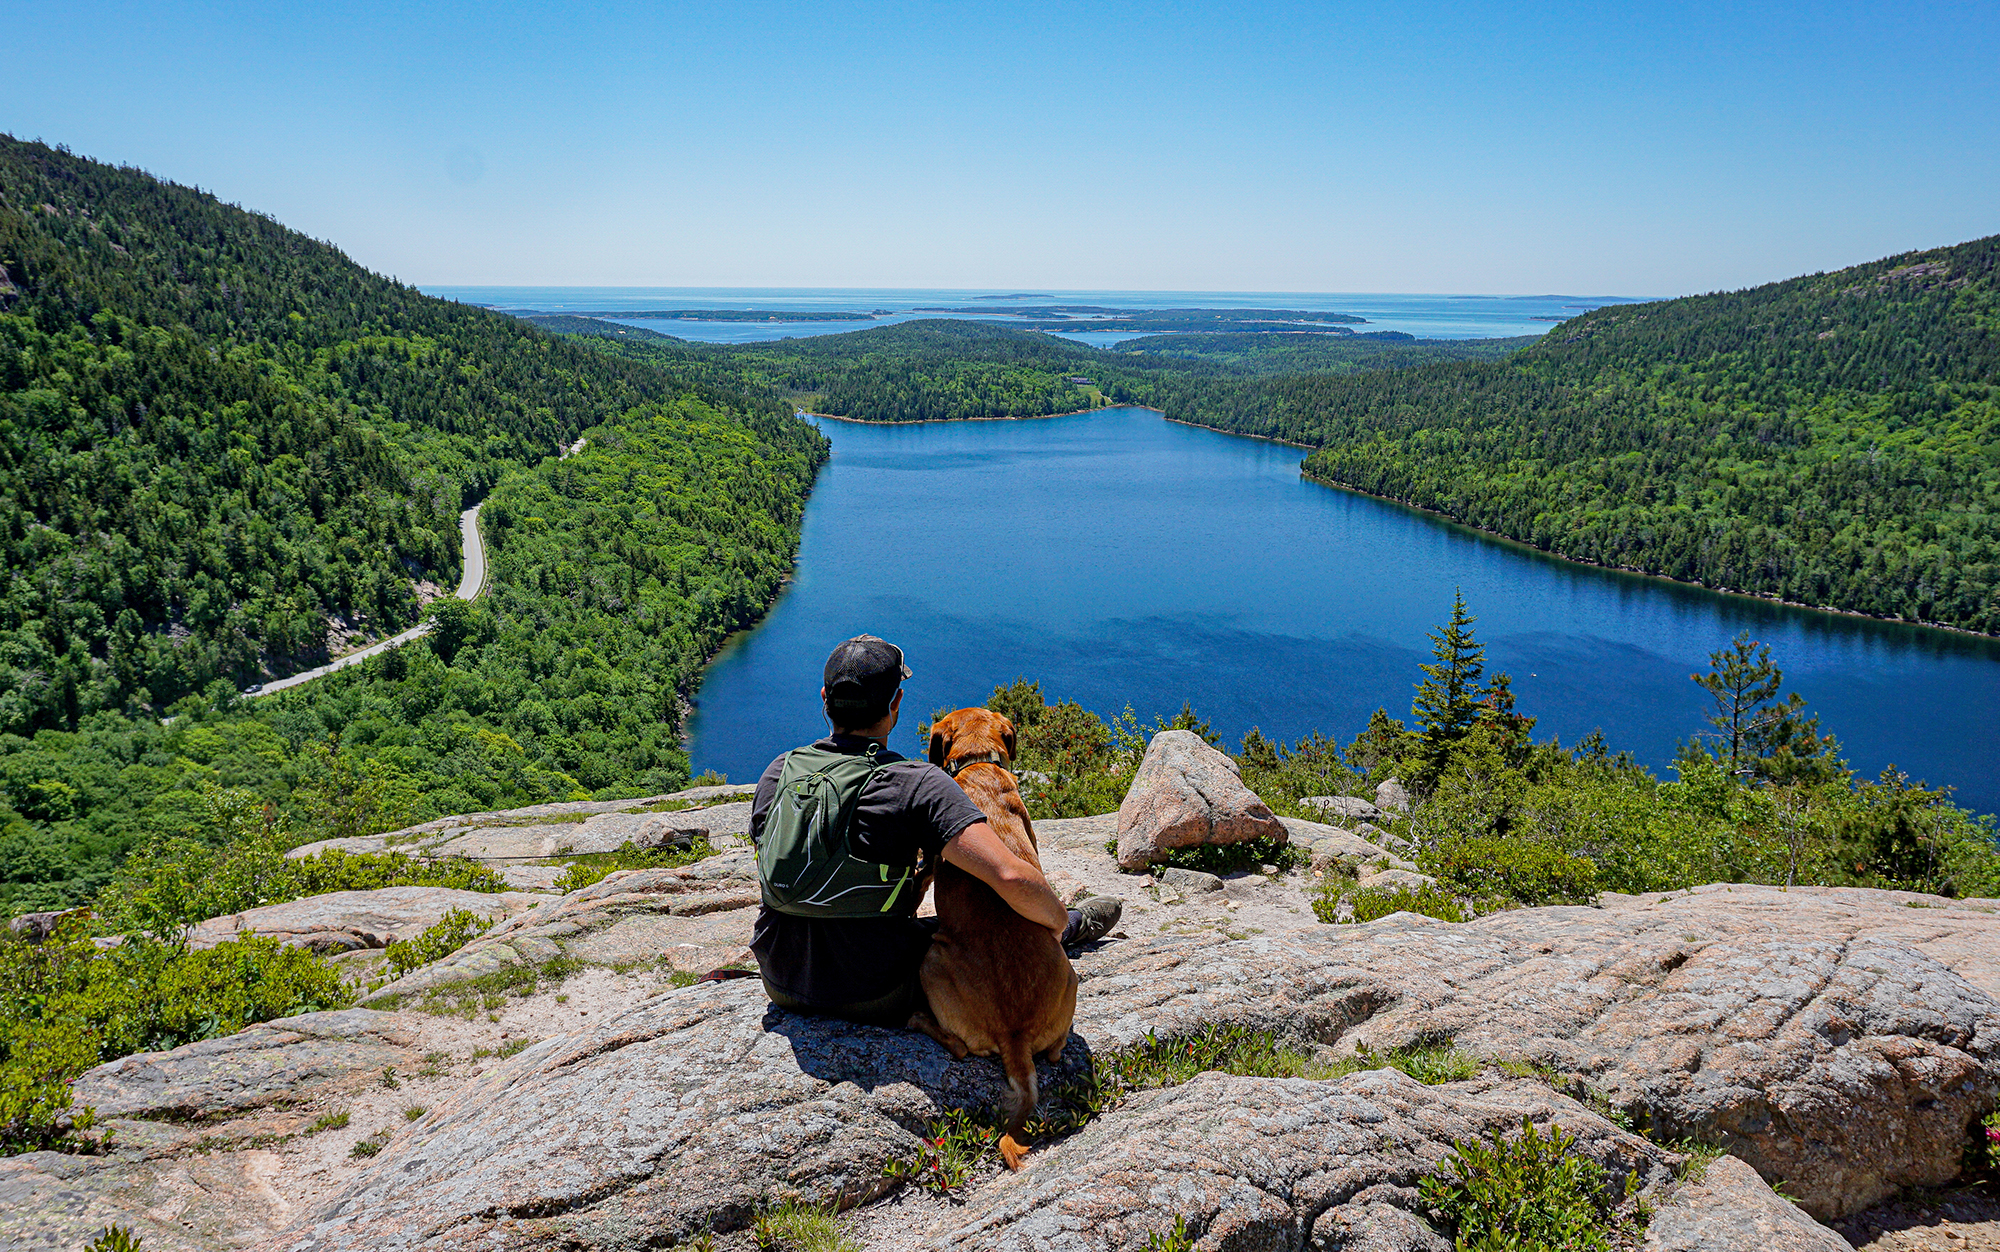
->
[[533, 316, 1524, 424], [0, 137, 814, 734], [0, 140, 826, 913]]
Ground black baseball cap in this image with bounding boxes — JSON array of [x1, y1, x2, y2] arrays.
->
[[822, 635, 912, 721]]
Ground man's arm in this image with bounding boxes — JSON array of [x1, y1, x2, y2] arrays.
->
[[942, 822, 1069, 933]]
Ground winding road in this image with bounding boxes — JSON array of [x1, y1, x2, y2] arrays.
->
[[251, 504, 486, 698]]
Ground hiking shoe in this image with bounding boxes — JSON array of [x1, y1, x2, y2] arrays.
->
[[1063, 896, 1123, 948]]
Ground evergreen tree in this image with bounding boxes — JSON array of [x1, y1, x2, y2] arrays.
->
[[1412, 591, 1487, 777], [1690, 632, 1838, 781]]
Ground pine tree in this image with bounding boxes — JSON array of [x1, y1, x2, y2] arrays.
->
[[1691, 632, 1839, 781], [1412, 591, 1487, 774]]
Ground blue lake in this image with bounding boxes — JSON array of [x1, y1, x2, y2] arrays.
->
[[685, 408, 2000, 816]]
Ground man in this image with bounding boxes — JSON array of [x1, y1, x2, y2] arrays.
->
[[748, 634, 1122, 1026]]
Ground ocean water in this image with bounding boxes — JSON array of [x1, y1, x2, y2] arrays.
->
[[682, 408, 2000, 817], [422, 285, 1627, 343]]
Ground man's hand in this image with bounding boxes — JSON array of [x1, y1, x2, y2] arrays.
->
[[942, 822, 1069, 934]]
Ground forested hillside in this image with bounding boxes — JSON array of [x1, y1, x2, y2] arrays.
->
[[0, 137, 777, 732], [0, 140, 827, 912], [1285, 237, 2000, 633], [535, 315, 1522, 423]]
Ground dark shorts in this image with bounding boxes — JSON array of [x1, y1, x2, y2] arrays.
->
[[757, 916, 939, 1028]]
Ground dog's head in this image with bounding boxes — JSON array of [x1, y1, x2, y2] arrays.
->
[[928, 707, 1017, 770]]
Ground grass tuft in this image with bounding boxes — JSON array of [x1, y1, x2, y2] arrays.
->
[[305, 1109, 350, 1134], [752, 1199, 858, 1251]]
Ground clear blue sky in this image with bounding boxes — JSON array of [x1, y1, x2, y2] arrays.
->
[[8, 1, 1997, 296]]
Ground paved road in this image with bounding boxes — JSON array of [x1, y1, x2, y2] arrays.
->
[[252, 504, 485, 698]]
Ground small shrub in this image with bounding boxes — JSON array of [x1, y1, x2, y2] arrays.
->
[[752, 1199, 857, 1251], [403, 1106, 426, 1122], [1143, 1216, 1195, 1252], [1420, 1119, 1629, 1251], [382, 908, 487, 980], [1316, 882, 1468, 924], [306, 1110, 350, 1134], [883, 1108, 999, 1195], [1666, 1138, 1726, 1184], [380, 1066, 399, 1089], [668, 970, 699, 988], [1423, 837, 1599, 907], [1, 925, 351, 1153], [349, 1136, 384, 1158], [1152, 835, 1306, 877], [496, 1038, 531, 1058], [85, 1226, 145, 1252], [552, 836, 715, 893]]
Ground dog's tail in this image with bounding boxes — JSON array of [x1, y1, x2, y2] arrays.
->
[[996, 1033, 1039, 1171]]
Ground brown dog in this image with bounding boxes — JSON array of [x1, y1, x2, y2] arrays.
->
[[913, 708, 1078, 1170]]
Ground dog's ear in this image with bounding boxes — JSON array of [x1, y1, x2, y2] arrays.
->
[[998, 714, 1017, 762], [928, 713, 950, 767]]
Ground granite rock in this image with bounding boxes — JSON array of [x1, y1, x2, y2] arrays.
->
[[186, 886, 548, 953], [1156, 866, 1224, 894], [70, 1009, 421, 1120], [1375, 777, 1412, 815], [1300, 794, 1385, 824], [1643, 1154, 1850, 1251], [1115, 731, 1286, 870], [357, 850, 763, 1005]]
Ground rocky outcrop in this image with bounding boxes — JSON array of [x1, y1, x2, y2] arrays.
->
[[1069, 885, 2000, 1220], [70, 1010, 422, 1121], [16, 776, 2000, 1251], [237, 884, 1997, 1249], [1114, 730, 1286, 870], [285, 788, 752, 865], [358, 850, 763, 1004], [1300, 793, 1383, 824], [1279, 815, 1420, 876], [1375, 777, 1412, 815], [924, 1070, 1678, 1252], [186, 886, 549, 953]]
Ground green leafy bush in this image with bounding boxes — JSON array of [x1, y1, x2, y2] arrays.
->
[[1153, 835, 1306, 877], [382, 908, 488, 981], [1420, 1119, 1629, 1251], [881, 1108, 999, 1195], [550, 835, 715, 893], [84, 1227, 145, 1252], [1, 924, 351, 1153], [1317, 882, 1469, 924], [1422, 837, 1600, 907]]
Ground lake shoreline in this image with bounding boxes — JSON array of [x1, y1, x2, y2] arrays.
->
[[1298, 468, 2000, 645], [807, 405, 1138, 426]]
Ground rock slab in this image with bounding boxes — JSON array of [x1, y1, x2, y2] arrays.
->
[[186, 886, 547, 953], [1115, 730, 1286, 870]]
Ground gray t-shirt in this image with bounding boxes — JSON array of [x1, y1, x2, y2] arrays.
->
[[748, 734, 987, 1006]]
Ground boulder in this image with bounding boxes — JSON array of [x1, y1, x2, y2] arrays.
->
[[6, 905, 91, 941], [185, 886, 548, 953], [1376, 776, 1412, 814], [70, 1009, 421, 1121], [1300, 793, 1384, 823], [1277, 815, 1418, 875], [1643, 1154, 1850, 1251], [1156, 866, 1223, 894], [1114, 730, 1285, 870]]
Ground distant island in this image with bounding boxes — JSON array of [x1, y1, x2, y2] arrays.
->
[[973, 293, 1055, 299], [913, 306, 1369, 333], [511, 308, 879, 322]]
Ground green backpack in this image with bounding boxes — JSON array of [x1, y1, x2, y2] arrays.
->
[[756, 743, 917, 918]]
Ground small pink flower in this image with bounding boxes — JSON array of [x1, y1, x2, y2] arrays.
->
[[1987, 1127, 1999, 1145]]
